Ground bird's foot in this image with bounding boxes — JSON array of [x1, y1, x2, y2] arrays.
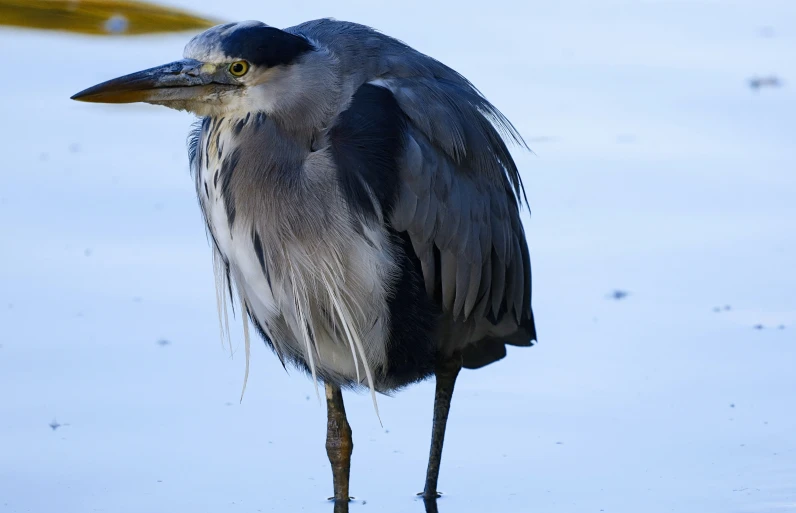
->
[[416, 491, 443, 499], [327, 496, 355, 502], [418, 492, 441, 513]]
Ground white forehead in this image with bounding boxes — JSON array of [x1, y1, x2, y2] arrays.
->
[[183, 21, 267, 62]]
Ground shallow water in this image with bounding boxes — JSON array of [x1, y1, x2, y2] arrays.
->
[[1, 1, 795, 512]]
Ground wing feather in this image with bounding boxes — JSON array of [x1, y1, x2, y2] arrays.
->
[[379, 80, 533, 329], [290, 18, 536, 364], [440, 249, 457, 312]]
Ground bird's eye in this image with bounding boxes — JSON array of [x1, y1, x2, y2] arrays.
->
[[229, 61, 250, 77]]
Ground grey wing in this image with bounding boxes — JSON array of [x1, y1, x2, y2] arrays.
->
[[381, 76, 536, 359], [295, 18, 537, 362]]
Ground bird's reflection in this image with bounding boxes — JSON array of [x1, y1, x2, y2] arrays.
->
[[331, 496, 440, 513]]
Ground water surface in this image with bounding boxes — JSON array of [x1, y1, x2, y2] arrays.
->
[[0, 1, 794, 512]]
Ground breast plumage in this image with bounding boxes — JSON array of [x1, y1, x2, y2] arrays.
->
[[191, 113, 406, 402]]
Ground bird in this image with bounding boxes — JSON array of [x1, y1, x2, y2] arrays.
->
[[72, 19, 536, 506]]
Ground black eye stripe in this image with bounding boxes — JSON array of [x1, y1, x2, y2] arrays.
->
[[219, 26, 313, 68]]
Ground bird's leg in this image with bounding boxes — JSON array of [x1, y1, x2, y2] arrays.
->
[[325, 382, 353, 503], [422, 496, 440, 513], [332, 498, 350, 513], [422, 352, 463, 499]]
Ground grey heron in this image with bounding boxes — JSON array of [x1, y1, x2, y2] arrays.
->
[[72, 19, 537, 504]]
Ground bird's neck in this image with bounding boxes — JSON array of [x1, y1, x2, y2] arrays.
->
[[244, 47, 344, 133]]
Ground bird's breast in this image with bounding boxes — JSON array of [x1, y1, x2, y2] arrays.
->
[[192, 116, 398, 388]]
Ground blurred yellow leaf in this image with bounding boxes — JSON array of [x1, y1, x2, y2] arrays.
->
[[0, 0, 220, 35]]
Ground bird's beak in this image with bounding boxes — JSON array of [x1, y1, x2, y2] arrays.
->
[[71, 59, 237, 104]]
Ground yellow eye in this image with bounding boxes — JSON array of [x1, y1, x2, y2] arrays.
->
[[229, 61, 249, 77]]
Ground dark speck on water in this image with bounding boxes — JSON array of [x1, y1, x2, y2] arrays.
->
[[754, 324, 765, 330], [748, 75, 782, 90], [49, 419, 69, 431], [84, 249, 92, 257], [156, 339, 171, 347], [730, 403, 736, 408], [608, 290, 629, 300], [778, 325, 786, 330]]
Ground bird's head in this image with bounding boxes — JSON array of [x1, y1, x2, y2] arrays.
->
[[71, 21, 328, 118]]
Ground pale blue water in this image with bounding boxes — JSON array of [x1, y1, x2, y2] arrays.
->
[[1, 1, 795, 512]]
